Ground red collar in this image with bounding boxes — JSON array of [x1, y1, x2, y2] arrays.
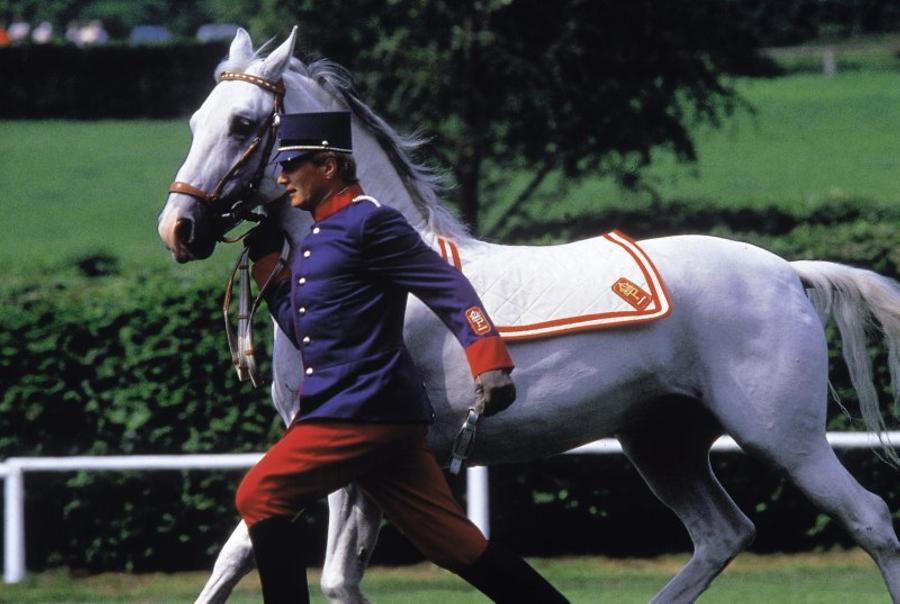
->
[[312, 183, 365, 223]]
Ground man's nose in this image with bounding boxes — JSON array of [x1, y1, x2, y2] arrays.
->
[[276, 172, 287, 185]]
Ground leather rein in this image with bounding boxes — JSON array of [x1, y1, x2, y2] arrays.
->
[[170, 71, 291, 387], [223, 241, 290, 388]]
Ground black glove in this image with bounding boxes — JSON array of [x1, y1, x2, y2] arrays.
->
[[244, 219, 285, 262], [474, 368, 516, 417]]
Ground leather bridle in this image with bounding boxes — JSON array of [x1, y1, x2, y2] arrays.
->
[[168, 71, 287, 235], [169, 71, 292, 387]]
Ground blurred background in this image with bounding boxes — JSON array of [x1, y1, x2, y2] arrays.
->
[[1, 1, 899, 601]]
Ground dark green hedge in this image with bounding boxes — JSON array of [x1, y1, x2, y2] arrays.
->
[[0, 271, 284, 571], [1, 210, 898, 572], [1, 43, 228, 118]]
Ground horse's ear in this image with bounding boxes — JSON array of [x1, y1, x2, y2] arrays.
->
[[259, 26, 298, 80], [229, 27, 254, 62]]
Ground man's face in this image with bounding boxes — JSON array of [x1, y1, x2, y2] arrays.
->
[[276, 155, 332, 211]]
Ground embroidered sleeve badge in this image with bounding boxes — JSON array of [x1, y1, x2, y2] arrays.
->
[[612, 277, 652, 310], [465, 306, 492, 335]]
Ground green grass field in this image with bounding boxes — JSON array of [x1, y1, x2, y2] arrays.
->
[[0, 551, 890, 603], [485, 70, 900, 232], [1, 119, 232, 279], [2, 67, 900, 276]]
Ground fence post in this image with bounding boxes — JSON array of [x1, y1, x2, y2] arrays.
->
[[466, 465, 490, 538], [4, 463, 25, 583], [823, 46, 836, 77]]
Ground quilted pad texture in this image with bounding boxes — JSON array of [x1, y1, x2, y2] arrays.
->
[[434, 231, 671, 341]]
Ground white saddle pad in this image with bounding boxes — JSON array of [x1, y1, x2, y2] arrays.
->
[[435, 231, 671, 341]]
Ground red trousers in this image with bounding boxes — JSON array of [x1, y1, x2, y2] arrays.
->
[[235, 421, 488, 571]]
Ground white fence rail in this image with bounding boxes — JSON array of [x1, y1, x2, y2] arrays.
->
[[3, 431, 898, 584]]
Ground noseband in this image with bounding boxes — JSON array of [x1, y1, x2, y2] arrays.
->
[[169, 72, 286, 236]]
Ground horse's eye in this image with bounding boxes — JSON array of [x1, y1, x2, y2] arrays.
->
[[230, 116, 256, 137]]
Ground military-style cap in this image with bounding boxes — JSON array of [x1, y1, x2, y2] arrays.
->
[[272, 111, 352, 164]]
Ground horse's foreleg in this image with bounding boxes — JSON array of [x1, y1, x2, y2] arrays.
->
[[195, 520, 256, 604], [619, 405, 756, 604], [320, 484, 384, 604]]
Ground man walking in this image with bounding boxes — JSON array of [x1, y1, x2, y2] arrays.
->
[[238, 111, 568, 603]]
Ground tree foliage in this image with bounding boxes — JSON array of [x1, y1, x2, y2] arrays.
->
[[5, 0, 776, 232], [238, 0, 776, 231]]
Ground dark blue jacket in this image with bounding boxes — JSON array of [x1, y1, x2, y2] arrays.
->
[[258, 185, 513, 423]]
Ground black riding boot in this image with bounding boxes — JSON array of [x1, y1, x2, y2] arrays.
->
[[247, 516, 309, 604], [457, 541, 569, 603]]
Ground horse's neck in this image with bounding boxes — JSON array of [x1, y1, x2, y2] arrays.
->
[[352, 124, 430, 232], [276, 71, 467, 247], [351, 125, 489, 253]]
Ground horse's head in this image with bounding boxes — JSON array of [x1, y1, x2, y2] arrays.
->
[[158, 27, 299, 262], [161, 26, 460, 262]]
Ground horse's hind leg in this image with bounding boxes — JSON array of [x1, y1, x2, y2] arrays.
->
[[706, 323, 900, 601], [618, 401, 756, 604], [741, 435, 900, 602]]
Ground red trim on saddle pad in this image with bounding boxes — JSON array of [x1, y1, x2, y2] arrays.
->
[[437, 237, 462, 270]]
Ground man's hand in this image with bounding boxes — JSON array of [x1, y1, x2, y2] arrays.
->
[[474, 368, 516, 417], [244, 218, 285, 262]]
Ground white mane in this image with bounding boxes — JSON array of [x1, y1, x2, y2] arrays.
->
[[214, 52, 470, 240]]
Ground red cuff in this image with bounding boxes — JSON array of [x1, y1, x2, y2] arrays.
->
[[251, 253, 290, 289], [464, 336, 514, 377]]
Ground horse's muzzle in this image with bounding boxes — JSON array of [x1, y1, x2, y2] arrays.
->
[[171, 216, 216, 262]]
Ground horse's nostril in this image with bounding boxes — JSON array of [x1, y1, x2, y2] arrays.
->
[[174, 218, 194, 245]]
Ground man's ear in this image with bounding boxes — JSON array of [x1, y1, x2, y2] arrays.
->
[[322, 156, 339, 180]]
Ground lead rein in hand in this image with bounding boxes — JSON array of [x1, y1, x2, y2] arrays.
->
[[223, 234, 291, 387]]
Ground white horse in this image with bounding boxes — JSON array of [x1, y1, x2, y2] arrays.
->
[[157, 28, 900, 603]]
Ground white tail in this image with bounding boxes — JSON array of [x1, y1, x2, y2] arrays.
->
[[792, 260, 900, 462]]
